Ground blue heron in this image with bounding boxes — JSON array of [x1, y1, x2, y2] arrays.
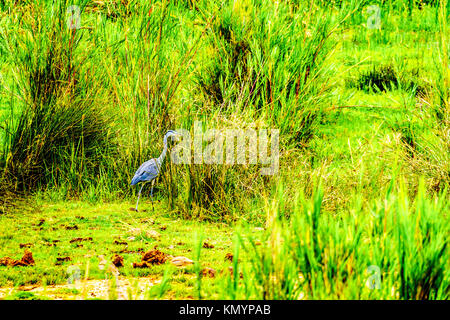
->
[[130, 130, 180, 212]]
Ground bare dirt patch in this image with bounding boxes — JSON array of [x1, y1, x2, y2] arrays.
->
[[0, 250, 35, 267]]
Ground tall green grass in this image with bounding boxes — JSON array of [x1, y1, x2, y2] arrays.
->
[[0, 0, 117, 193], [0, 0, 448, 218], [219, 180, 449, 299]]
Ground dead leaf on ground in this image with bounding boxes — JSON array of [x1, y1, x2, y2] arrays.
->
[[227, 266, 244, 279], [225, 253, 234, 262], [202, 242, 214, 249], [70, 237, 93, 243], [170, 256, 194, 267], [117, 248, 144, 254], [44, 240, 59, 247], [201, 267, 216, 278]]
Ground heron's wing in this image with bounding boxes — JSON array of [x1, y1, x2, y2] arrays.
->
[[130, 159, 159, 185]]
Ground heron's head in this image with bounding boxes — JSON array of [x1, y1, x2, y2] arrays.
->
[[164, 130, 181, 146], [165, 130, 180, 139]]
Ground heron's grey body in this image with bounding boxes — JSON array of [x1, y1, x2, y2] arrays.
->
[[130, 159, 160, 186], [130, 130, 179, 211]]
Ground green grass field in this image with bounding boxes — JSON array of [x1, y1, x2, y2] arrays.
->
[[0, 0, 448, 300]]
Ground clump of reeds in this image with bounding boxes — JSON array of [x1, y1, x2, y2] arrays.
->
[[220, 179, 449, 299], [0, 0, 116, 193]]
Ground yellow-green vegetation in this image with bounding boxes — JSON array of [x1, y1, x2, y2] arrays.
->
[[0, 0, 449, 300], [0, 200, 246, 299]]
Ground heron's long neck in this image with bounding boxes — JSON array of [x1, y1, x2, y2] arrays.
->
[[156, 136, 168, 167]]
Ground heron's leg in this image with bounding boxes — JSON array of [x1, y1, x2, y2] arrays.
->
[[150, 179, 155, 213], [135, 183, 145, 212]]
